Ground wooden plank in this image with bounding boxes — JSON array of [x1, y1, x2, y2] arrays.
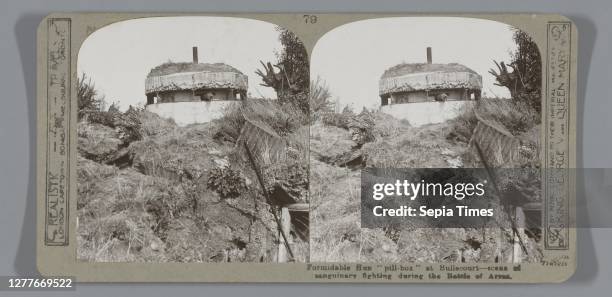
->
[[286, 203, 309, 212], [522, 202, 542, 211], [513, 206, 526, 264], [243, 142, 294, 262], [277, 207, 292, 263]]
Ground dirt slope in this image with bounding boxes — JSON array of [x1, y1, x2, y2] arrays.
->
[[77, 109, 305, 263], [310, 111, 541, 263]]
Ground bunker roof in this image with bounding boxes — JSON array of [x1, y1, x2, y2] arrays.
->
[[379, 47, 482, 96], [147, 62, 244, 78], [381, 62, 478, 79], [145, 47, 248, 95]]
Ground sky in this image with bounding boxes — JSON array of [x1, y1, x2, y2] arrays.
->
[[78, 16, 282, 110], [311, 17, 518, 110]]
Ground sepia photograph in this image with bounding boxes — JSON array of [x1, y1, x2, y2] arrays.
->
[[309, 17, 543, 264], [4, 0, 610, 290], [33, 11, 579, 283], [76, 16, 310, 263]]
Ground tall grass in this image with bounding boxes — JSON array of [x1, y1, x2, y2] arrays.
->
[[214, 99, 307, 141], [309, 77, 333, 121], [448, 98, 540, 143], [77, 73, 106, 120]]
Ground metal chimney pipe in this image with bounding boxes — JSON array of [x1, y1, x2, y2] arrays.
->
[[192, 46, 198, 64], [426, 47, 432, 64]]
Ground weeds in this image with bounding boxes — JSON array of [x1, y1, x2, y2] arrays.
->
[[448, 98, 539, 143], [309, 77, 333, 121], [77, 73, 106, 120], [207, 167, 248, 198], [321, 107, 376, 147], [321, 106, 354, 129]]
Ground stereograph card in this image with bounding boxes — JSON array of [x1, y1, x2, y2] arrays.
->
[[36, 13, 577, 282]]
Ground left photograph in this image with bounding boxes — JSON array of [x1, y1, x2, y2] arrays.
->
[[76, 16, 310, 263]]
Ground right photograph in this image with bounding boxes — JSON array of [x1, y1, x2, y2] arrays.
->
[[309, 17, 542, 263]]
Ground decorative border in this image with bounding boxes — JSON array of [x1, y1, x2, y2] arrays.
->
[[544, 21, 571, 250], [45, 18, 71, 246]]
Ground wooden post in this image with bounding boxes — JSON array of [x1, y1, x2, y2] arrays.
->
[[494, 228, 503, 263], [513, 206, 526, 264], [277, 207, 292, 263], [456, 249, 463, 263], [192, 46, 198, 64]]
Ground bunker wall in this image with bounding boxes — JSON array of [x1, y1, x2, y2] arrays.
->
[[145, 101, 239, 126]]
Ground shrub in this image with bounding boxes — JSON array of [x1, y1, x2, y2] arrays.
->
[[348, 109, 376, 146], [489, 30, 542, 113], [264, 158, 309, 203], [77, 73, 106, 120], [207, 167, 247, 198], [310, 77, 333, 121], [86, 106, 144, 147], [321, 106, 354, 129], [321, 107, 376, 146], [255, 28, 310, 115]]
